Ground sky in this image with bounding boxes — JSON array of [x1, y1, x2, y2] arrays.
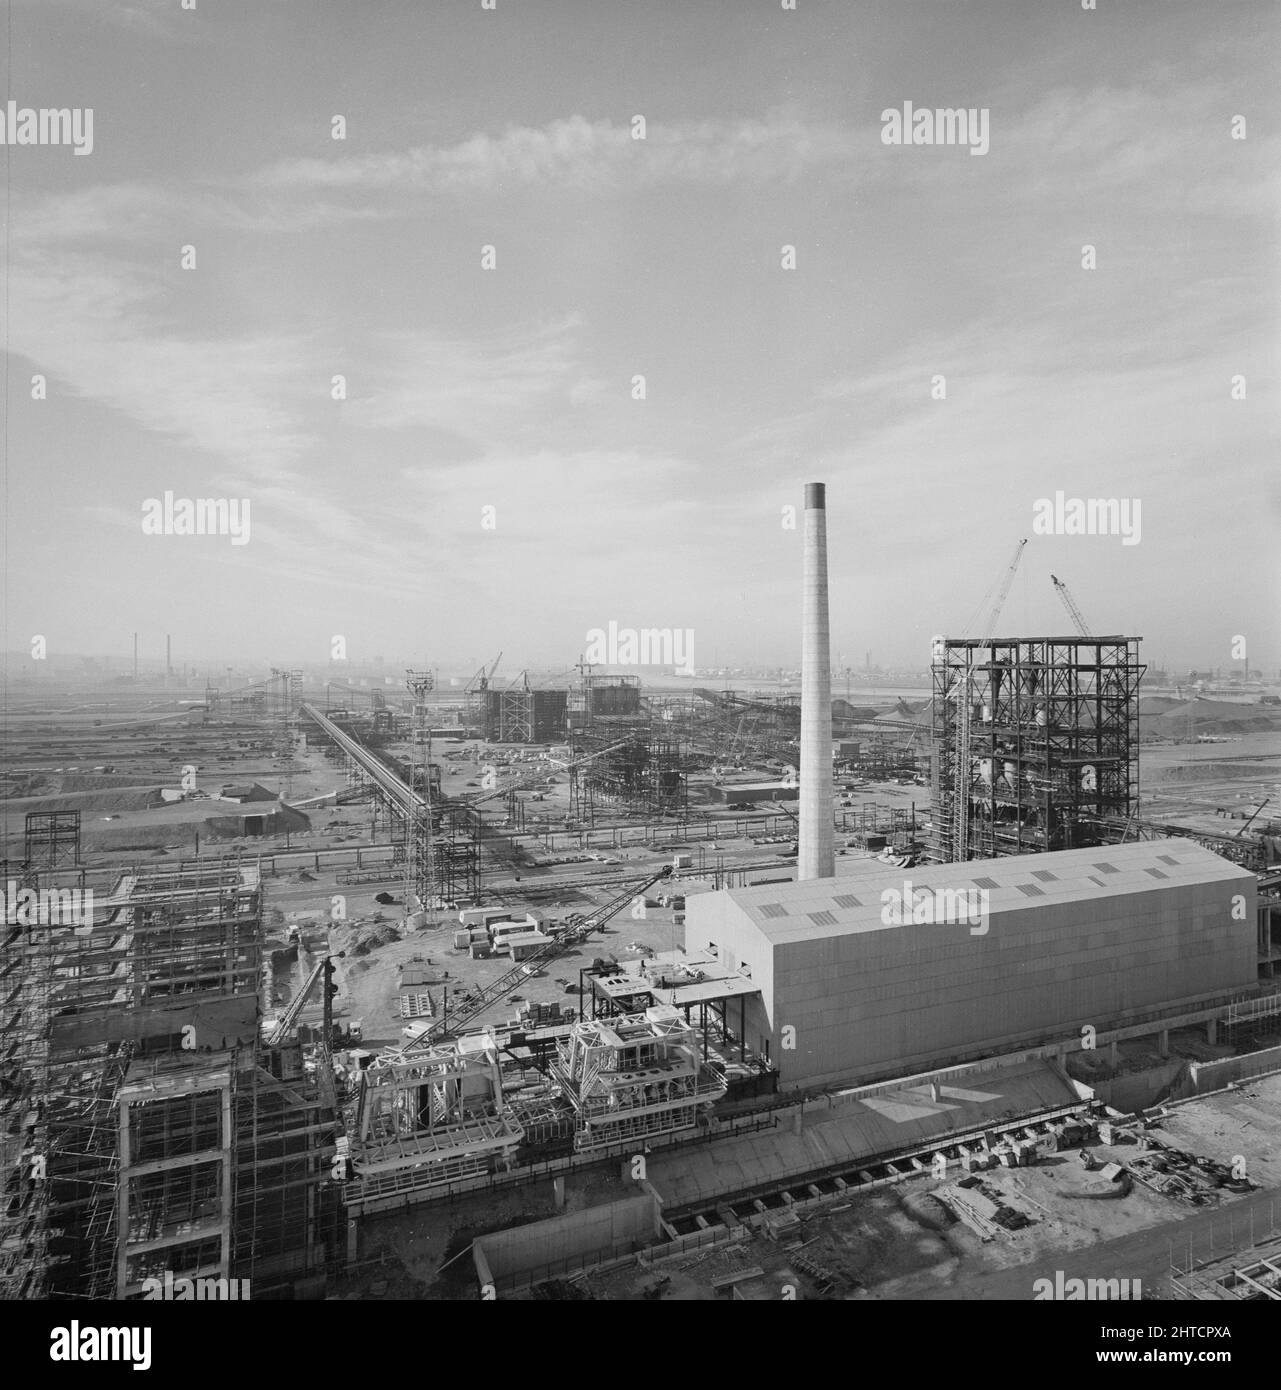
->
[[2, 0, 1279, 678]]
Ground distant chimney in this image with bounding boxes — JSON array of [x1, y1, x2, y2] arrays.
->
[[799, 482, 835, 879]]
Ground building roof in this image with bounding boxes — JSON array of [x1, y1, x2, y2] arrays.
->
[[703, 839, 1249, 947]]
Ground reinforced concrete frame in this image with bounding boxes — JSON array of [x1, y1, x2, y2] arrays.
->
[[930, 636, 1144, 863], [1, 858, 343, 1301]]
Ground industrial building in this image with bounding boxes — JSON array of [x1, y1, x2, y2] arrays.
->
[[929, 635, 1144, 863], [684, 840, 1257, 1089], [709, 782, 799, 805], [6, 481, 1280, 1307], [0, 861, 344, 1300], [482, 687, 568, 743]]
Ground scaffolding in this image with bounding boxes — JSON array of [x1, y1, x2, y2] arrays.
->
[[0, 868, 50, 1300], [569, 730, 688, 825], [433, 804, 482, 905], [481, 687, 567, 743], [929, 636, 1144, 863], [404, 671, 435, 916], [1, 858, 344, 1300], [24, 810, 81, 870]]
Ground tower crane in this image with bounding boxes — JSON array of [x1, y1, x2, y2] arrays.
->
[[1050, 574, 1092, 637]]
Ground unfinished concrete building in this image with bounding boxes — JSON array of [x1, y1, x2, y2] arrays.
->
[[1, 860, 344, 1300]]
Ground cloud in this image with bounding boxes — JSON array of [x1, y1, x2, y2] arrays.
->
[[254, 111, 859, 194], [12, 182, 380, 247], [342, 319, 600, 450], [10, 246, 317, 477]]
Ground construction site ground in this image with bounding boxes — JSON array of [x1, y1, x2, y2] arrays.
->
[[1141, 731, 1281, 838], [324, 1072, 1281, 1301], [260, 749, 925, 1045]]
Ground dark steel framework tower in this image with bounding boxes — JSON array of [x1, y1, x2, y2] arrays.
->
[[930, 636, 1145, 863]]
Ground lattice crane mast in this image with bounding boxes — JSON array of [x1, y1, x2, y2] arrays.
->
[[1051, 574, 1092, 637], [980, 538, 1028, 641]]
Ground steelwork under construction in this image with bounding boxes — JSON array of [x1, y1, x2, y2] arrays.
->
[[303, 700, 482, 909], [568, 729, 689, 824], [929, 636, 1145, 863], [0, 861, 343, 1301]]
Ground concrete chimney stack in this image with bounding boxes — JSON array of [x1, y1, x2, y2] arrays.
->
[[799, 481, 835, 880]]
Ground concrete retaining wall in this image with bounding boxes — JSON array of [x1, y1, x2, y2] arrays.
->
[[1087, 1058, 1187, 1113], [1177, 1044, 1281, 1097], [473, 1194, 661, 1293]]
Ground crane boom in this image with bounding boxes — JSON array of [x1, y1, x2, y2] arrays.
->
[[979, 538, 1028, 641], [267, 957, 327, 1046], [1051, 574, 1092, 637], [399, 866, 675, 1051], [1236, 797, 1270, 837]]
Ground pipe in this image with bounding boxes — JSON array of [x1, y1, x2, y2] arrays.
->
[[799, 482, 835, 879]]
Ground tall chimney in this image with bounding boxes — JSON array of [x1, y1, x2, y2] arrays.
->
[[133, 632, 138, 683], [166, 634, 172, 681], [799, 482, 835, 879]]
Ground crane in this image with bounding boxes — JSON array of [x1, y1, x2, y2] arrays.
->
[[1235, 797, 1271, 838], [941, 538, 1026, 860], [266, 954, 341, 1046], [464, 651, 502, 694], [979, 538, 1028, 641], [1051, 574, 1092, 637], [398, 866, 675, 1050]]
